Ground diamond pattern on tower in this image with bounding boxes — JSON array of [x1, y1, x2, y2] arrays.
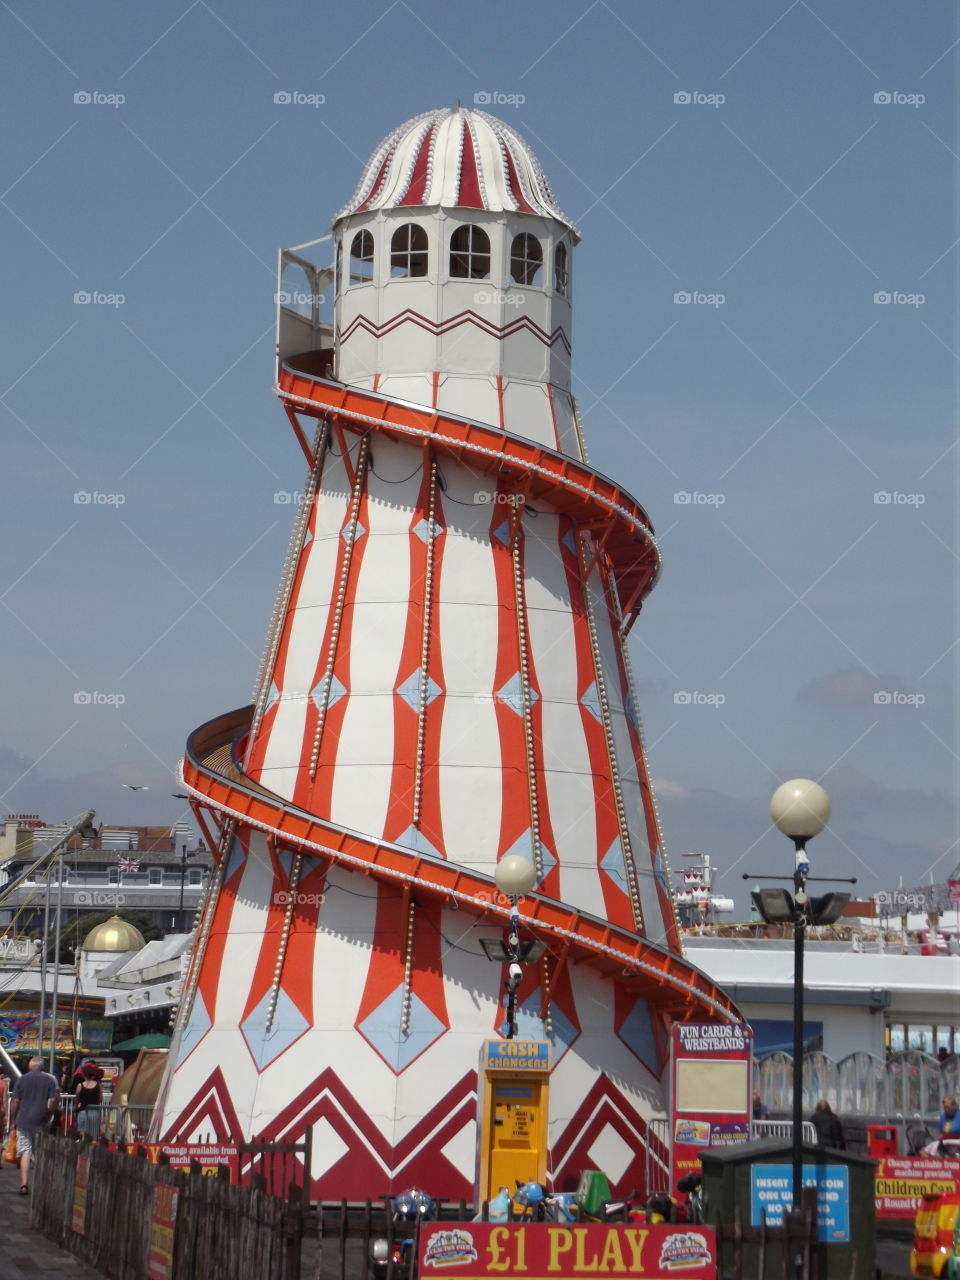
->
[[515, 995, 578, 1063], [395, 825, 444, 858], [310, 1117, 350, 1178], [561, 526, 579, 558], [396, 672, 444, 712], [412, 517, 444, 543], [587, 1124, 635, 1185], [311, 674, 347, 713], [358, 986, 446, 1073], [653, 849, 668, 895], [303, 528, 313, 548], [600, 839, 628, 893], [341, 521, 367, 543], [500, 832, 554, 881], [579, 681, 602, 723], [617, 998, 659, 1074], [240, 987, 310, 1071], [623, 690, 639, 734], [495, 673, 539, 716], [264, 682, 280, 715], [491, 520, 511, 546], [176, 990, 211, 1064]]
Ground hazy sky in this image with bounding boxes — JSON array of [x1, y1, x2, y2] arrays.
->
[[1, 1, 957, 913]]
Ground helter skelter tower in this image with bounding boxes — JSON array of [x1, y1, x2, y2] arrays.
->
[[155, 106, 738, 1197]]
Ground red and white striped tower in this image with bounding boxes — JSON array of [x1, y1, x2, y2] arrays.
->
[[154, 107, 739, 1198]]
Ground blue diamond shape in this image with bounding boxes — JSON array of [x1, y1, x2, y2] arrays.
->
[[561, 526, 579, 558], [303, 528, 313, 548], [396, 671, 444, 712], [491, 520, 511, 546], [601, 839, 628, 892], [500, 832, 553, 882], [311, 674, 347, 713], [176, 990, 211, 1064], [341, 521, 367, 543], [516, 997, 578, 1063], [395, 825, 444, 859], [412, 517, 444, 543], [264, 681, 280, 714], [359, 987, 446, 1073], [496, 674, 539, 716], [618, 998, 658, 1073], [653, 848, 668, 894], [223, 837, 246, 883], [623, 691, 639, 734], [241, 987, 310, 1071], [580, 681, 602, 723]]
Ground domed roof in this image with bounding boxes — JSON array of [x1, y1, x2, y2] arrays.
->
[[335, 107, 579, 239], [82, 915, 145, 953]]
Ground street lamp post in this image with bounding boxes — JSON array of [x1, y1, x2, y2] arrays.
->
[[769, 779, 831, 1218], [746, 780, 855, 1256], [489, 855, 539, 1039]]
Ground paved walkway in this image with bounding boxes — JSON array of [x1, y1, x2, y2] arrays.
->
[[1, 1164, 106, 1279]]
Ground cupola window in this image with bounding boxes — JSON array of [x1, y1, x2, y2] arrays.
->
[[390, 223, 428, 278], [554, 242, 569, 296], [349, 230, 374, 285], [510, 233, 543, 286], [450, 225, 491, 280]]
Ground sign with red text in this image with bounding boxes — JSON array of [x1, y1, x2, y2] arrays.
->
[[670, 1021, 752, 1190], [875, 1156, 958, 1220], [418, 1222, 716, 1278], [71, 1152, 90, 1235], [147, 1183, 178, 1280]]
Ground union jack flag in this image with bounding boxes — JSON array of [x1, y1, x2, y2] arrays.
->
[[117, 855, 141, 873]]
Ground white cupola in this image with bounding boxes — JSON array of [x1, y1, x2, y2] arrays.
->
[[331, 107, 581, 456]]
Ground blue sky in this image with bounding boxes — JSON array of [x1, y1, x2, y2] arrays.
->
[[1, 1, 957, 913]]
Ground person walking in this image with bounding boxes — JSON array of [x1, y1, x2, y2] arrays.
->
[[811, 1099, 845, 1149], [8, 1056, 60, 1195]]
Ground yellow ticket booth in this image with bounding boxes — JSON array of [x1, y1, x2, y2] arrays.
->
[[476, 1039, 551, 1207]]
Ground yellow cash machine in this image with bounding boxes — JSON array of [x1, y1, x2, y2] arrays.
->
[[476, 1039, 551, 1207]]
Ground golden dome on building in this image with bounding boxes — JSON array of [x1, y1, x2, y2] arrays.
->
[[81, 915, 145, 953]]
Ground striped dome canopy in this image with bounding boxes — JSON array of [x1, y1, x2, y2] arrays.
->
[[335, 106, 579, 238]]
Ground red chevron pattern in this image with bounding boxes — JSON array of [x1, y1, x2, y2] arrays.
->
[[338, 308, 572, 354]]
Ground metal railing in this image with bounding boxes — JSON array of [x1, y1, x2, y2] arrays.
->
[[752, 1118, 818, 1144], [56, 1096, 154, 1144]]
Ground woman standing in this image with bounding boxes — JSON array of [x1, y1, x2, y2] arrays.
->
[[811, 1099, 845, 1149], [74, 1064, 103, 1138]]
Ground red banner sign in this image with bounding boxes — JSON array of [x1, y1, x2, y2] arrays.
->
[[71, 1152, 90, 1235], [875, 1156, 958, 1220], [418, 1222, 717, 1278], [147, 1183, 178, 1280]]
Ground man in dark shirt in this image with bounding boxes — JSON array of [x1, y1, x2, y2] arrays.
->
[[9, 1056, 60, 1194]]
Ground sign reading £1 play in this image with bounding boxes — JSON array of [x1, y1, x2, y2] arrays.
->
[[418, 1222, 716, 1278]]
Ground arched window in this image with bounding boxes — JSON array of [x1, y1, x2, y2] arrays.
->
[[390, 223, 428, 278], [510, 233, 542, 286], [450, 225, 491, 280], [554, 242, 568, 296], [335, 240, 343, 295], [349, 230, 374, 285]]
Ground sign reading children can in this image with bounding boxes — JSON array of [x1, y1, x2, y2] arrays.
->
[[670, 1022, 752, 1190]]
